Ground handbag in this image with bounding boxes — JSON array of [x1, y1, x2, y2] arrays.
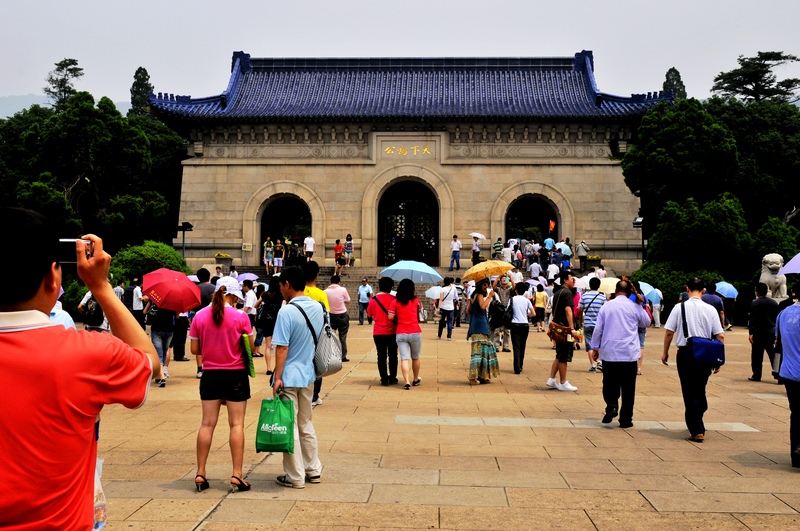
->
[[546, 290, 571, 343], [417, 301, 427, 323], [255, 397, 294, 454], [681, 301, 725, 365], [291, 302, 343, 378]]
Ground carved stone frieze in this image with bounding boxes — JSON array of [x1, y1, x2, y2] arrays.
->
[[447, 143, 609, 159], [206, 144, 369, 159]]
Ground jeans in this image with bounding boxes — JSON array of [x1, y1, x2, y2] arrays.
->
[[329, 312, 350, 358], [151, 330, 174, 365], [449, 251, 461, 270], [437, 308, 454, 339], [358, 302, 371, 325], [601, 360, 638, 423], [510, 323, 529, 373], [751, 331, 777, 380], [676, 347, 714, 436], [374, 334, 398, 383], [584, 325, 595, 353]]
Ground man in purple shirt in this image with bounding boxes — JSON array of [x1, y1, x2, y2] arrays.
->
[[589, 280, 652, 428]]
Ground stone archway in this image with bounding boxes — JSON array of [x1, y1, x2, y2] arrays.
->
[[491, 182, 575, 243], [362, 164, 454, 266], [505, 194, 560, 242], [242, 181, 326, 266], [377, 180, 440, 266]]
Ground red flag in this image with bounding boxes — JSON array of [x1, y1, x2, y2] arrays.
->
[[549, 220, 556, 232]]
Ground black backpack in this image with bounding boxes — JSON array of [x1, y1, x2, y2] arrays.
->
[[122, 286, 135, 309], [503, 299, 515, 328], [83, 295, 105, 326], [489, 298, 506, 328]]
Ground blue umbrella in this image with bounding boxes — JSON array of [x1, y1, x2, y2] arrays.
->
[[714, 281, 738, 298], [637, 281, 655, 298], [380, 260, 443, 284]]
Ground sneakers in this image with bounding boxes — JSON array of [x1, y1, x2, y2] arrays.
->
[[305, 475, 321, 484], [412, 378, 422, 386], [687, 433, 705, 443], [589, 365, 597, 373], [597, 361, 603, 372], [312, 398, 323, 406], [163, 367, 170, 379], [158, 379, 166, 388], [196, 370, 203, 379], [546, 377, 558, 389], [276, 475, 304, 489], [556, 381, 578, 392]]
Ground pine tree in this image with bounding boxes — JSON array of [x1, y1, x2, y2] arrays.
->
[[662, 67, 687, 99], [129, 67, 154, 116], [711, 51, 800, 102], [43, 58, 84, 112]]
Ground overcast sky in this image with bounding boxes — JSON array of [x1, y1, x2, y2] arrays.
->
[[3, 0, 800, 103]]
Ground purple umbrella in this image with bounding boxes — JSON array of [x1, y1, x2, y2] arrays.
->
[[237, 272, 259, 282]]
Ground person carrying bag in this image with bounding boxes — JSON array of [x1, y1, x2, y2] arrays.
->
[[255, 396, 295, 454]]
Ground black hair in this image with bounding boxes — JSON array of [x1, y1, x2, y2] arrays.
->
[[589, 277, 601, 290], [230, 265, 237, 271], [0, 208, 58, 306], [302, 260, 320, 282], [707, 282, 717, 294], [537, 284, 544, 292], [443, 277, 453, 286], [346, 234, 352, 240], [515, 283, 528, 296], [687, 277, 705, 292], [396, 279, 416, 305], [335, 239, 340, 244], [280, 266, 306, 291], [755, 282, 768, 297], [196, 268, 210, 283], [559, 270, 573, 282], [242, 279, 254, 289], [379, 276, 394, 293], [331, 275, 340, 284]]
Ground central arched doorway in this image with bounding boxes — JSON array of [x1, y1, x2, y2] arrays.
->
[[505, 194, 559, 243], [378, 180, 439, 266], [261, 194, 311, 265]]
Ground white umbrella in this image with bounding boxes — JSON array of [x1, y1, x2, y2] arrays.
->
[[468, 232, 487, 240], [425, 286, 442, 299]]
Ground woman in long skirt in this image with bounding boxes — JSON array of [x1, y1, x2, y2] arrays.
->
[[466, 278, 500, 384]]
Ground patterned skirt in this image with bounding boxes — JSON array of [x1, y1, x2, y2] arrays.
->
[[468, 333, 500, 381]]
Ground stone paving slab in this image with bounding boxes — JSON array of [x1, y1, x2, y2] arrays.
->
[[587, 511, 750, 530], [642, 491, 797, 513]]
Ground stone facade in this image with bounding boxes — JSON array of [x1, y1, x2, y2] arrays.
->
[[176, 124, 643, 274]]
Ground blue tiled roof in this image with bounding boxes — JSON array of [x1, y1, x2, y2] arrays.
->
[[150, 51, 671, 122]]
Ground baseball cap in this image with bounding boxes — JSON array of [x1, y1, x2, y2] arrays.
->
[[215, 276, 245, 301]]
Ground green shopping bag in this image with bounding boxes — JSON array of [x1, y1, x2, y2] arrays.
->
[[255, 397, 294, 454], [242, 334, 256, 378]]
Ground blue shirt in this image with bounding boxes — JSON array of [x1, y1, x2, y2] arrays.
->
[[272, 296, 322, 388], [579, 291, 606, 327], [358, 284, 373, 303], [589, 295, 651, 361], [777, 303, 800, 382], [544, 238, 554, 250]]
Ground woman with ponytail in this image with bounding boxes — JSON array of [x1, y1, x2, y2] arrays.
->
[[189, 277, 255, 492]]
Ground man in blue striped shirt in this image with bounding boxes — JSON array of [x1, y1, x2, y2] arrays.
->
[[578, 277, 606, 372]]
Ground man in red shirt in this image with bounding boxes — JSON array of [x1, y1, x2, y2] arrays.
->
[[367, 276, 399, 386], [0, 208, 160, 530]]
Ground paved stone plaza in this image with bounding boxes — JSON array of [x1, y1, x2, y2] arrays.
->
[[100, 324, 800, 530]]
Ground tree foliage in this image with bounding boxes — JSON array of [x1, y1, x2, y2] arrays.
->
[[129, 67, 154, 117], [110, 240, 191, 284], [621, 99, 738, 236], [753, 217, 800, 263], [0, 104, 54, 205], [663, 67, 687, 99], [43, 58, 84, 112], [711, 51, 800, 103]]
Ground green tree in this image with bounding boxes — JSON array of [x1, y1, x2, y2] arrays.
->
[[0, 104, 54, 205], [621, 99, 738, 236], [129, 67, 154, 117], [43, 58, 84, 112], [753, 217, 800, 263], [110, 240, 191, 283], [663, 67, 687, 99], [15, 173, 82, 234], [711, 51, 800, 102]]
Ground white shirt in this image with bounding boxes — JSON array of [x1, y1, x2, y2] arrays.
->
[[133, 286, 144, 310], [450, 239, 462, 252], [244, 290, 257, 316], [665, 296, 725, 347], [509, 270, 523, 284], [304, 237, 316, 252], [511, 295, 533, 324], [528, 262, 542, 278], [501, 247, 513, 263], [439, 286, 458, 311], [547, 264, 560, 280]]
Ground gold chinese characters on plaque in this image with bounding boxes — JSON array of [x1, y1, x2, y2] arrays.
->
[[380, 140, 436, 159]]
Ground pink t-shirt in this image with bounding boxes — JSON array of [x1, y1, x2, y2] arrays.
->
[[395, 298, 422, 335], [189, 305, 252, 370], [324, 284, 350, 315]]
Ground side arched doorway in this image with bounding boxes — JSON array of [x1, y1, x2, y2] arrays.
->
[[377, 180, 439, 266], [505, 194, 559, 243], [261, 194, 311, 265]]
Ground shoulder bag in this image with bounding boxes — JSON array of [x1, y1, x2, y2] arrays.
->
[[681, 301, 725, 366], [290, 301, 343, 378], [547, 290, 572, 343]]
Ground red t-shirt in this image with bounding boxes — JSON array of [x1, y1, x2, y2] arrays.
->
[[334, 244, 344, 259], [395, 298, 422, 335], [367, 292, 397, 335], [0, 311, 152, 530]]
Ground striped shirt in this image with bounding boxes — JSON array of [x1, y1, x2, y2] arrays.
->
[[579, 291, 606, 327]]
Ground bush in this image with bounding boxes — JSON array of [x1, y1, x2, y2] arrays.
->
[[753, 217, 800, 264], [631, 261, 723, 317], [110, 240, 191, 283], [61, 278, 88, 320]]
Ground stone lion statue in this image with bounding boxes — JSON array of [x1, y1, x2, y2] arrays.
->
[[759, 253, 788, 300]]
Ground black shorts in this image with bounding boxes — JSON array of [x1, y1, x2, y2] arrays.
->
[[305, 251, 314, 258], [199, 369, 251, 402], [555, 341, 574, 363]]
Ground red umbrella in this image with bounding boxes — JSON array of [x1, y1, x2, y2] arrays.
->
[[142, 268, 201, 313]]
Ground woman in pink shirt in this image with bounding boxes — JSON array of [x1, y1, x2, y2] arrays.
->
[[394, 279, 423, 389], [189, 277, 254, 493]]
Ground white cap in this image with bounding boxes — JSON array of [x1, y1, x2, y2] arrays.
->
[[215, 276, 245, 301]]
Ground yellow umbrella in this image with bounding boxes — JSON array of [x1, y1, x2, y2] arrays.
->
[[598, 276, 621, 294], [462, 260, 514, 282]]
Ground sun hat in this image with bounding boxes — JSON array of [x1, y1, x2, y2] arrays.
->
[[215, 276, 245, 301]]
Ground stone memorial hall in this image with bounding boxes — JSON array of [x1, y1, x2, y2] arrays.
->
[[151, 51, 671, 273]]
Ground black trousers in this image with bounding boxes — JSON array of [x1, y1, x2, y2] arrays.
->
[[601, 360, 638, 423], [329, 312, 350, 358], [438, 309, 454, 339], [509, 323, 529, 373], [171, 315, 190, 359], [374, 334, 398, 384], [785, 379, 800, 463], [751, 331, 776, 380], [676, 347, 714, 436]]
